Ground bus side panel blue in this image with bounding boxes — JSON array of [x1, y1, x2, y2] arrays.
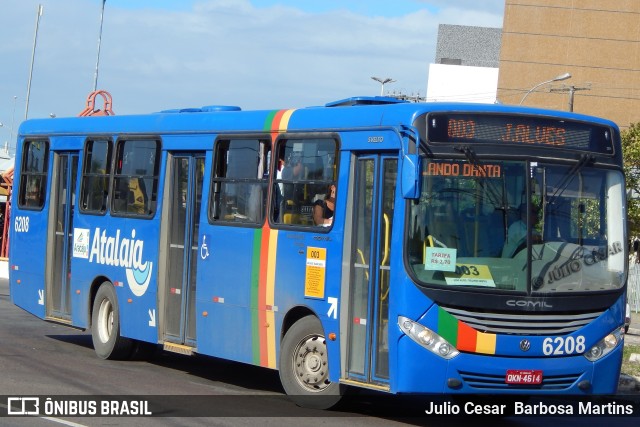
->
[[72, 217, 161, 344], [9, 210, 48, 319], [271, 226, 344, 378], [197, 302, 254, 364], [195, 225, 258, 363], [68, 214, 108, 329], [9, 199, 49, 319], [112, 218, 161, 344], [194, 223, 344, 372]]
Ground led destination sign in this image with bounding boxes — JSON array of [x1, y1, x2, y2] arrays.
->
[[427, 113, 613, 154], [425, 161, 501, 178]]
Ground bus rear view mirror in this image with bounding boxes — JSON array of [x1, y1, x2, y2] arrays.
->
[[402, 154, 420, 199]]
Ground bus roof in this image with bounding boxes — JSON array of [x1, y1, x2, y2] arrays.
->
[[18, 97, 620, 138]]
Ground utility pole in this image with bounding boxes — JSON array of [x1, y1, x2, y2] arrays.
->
[[550, 84, 591, 112]]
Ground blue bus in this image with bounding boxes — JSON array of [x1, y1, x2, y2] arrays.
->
[[9, 97, 628, 408]]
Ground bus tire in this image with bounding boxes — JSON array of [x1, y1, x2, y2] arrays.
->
[[91, 283, 133, 360], [279, 315, 344, 409]]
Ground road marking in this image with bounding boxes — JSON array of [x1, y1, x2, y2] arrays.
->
[[0, 402, 89, 427], [41, 417, 89, 427]]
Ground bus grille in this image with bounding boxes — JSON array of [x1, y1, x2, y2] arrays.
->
[[441, 306, 604, 335], [459, 370, 580, 390]]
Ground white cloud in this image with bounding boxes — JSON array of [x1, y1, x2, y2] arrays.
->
[[417, 0, 505, 19], [0, 0, 503, 128]]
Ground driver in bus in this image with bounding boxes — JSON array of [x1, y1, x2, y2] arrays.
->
[[502, 203, 541, 257]]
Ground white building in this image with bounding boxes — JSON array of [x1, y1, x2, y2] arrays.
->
[[426, 24, 501, 104]]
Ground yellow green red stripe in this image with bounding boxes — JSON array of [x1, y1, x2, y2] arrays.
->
[[265, 229, 278, 366], [437, 307, 497, 355], [250, 109, 296, 367], [250, 229, 262, 363]]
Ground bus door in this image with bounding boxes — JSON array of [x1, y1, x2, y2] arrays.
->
[[49, 152, 79, 322], [162, 152, 205, 347], [346, 154, 397, 386]]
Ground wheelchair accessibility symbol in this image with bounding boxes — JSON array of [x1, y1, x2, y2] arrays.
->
[[200, 234, 210, 260]]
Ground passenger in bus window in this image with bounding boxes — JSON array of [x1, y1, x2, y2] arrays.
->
[[271, 159, 284, 222], [313, 184, 336, 227], [280, 153, 304, 223], [282, 152, 303, 184]]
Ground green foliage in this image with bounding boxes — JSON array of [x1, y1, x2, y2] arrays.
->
[[622, 344, 640, 378], [622, 123, 640, 236]]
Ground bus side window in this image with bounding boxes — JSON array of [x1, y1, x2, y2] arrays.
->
[[18, 140, 49, 210], [111, 139, 160, 217], [210, 138, 270, 225], [272, 138, 338, 227], [80, 139, 112, 214]]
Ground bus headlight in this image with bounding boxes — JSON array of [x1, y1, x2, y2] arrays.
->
[[398, 316, 459, 360], [584, 327, 623, 362]]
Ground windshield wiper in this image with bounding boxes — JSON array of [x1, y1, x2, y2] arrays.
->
[[547, 153, 595, 205]]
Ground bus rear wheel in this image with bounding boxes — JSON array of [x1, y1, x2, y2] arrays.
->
[[91, 282, 133, 360], [279, 315, 344, 409]]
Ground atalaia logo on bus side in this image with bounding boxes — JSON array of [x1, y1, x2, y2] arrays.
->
[[72, 228, 153, 297]]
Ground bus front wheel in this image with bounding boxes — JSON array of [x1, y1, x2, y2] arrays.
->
[[91, 282, 133, 360], [279, 315, 344, 409]]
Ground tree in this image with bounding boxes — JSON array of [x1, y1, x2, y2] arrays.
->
[[622, 123, 640, 236]]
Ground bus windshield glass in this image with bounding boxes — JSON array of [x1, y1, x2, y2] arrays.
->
[[406, 159, 626, 294]]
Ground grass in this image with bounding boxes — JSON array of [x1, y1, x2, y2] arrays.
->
[[622, 344, 640, 378]]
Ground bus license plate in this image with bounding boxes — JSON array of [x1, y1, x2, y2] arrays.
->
[[505, 369, 543, 385]]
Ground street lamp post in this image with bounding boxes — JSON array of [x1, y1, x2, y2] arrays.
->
[[519, 72, 571, 105], [371, 76, 396, 96], [93, 0, 107, 92], [25, 4, 43, 121]]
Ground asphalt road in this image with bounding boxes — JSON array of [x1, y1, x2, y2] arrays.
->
[[0, 277, 416, 427], [0, 277, 638, 427]]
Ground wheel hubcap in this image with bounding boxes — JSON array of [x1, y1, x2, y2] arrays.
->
[[293, 335, 330, 391], [97, 299, 113, 343]]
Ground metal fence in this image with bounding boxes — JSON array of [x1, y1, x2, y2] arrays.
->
[[628, 261, 640, 313]]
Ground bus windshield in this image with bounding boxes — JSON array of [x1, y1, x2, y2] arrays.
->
[[406, 158, 626, 294]]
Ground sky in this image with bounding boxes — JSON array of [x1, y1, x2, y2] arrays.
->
[[0, 0, 504, 150]]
